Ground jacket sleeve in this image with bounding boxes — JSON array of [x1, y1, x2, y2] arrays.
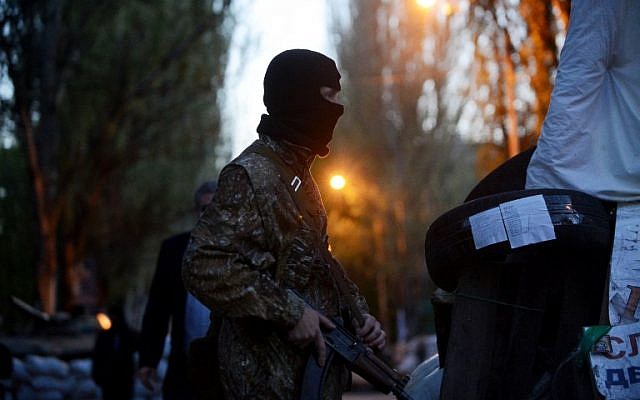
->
[[182, 165, 305, 330], [138, 238, 174, 368]]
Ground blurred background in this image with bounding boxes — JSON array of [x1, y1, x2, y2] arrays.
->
[[0, 0, 570, 392]]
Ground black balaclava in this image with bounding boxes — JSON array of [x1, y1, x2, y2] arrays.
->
[[257, 49, 344, 156]]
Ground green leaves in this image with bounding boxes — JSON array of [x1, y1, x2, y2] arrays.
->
[[0, 0, 234, 311]]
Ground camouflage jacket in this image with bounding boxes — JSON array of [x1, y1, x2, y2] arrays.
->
[[182, 134, 368, 400]]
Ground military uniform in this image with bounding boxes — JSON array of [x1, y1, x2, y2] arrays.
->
[[182, 134, 368, 399]]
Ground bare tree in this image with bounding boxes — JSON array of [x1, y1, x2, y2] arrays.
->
[[325, 0, 475, 338], [466, 0, 568, 173]]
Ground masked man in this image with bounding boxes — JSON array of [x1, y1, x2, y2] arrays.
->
[[182, 49, 386, 399]]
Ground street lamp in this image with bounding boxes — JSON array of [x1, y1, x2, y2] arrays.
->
[[96, 312, 112, 330], [330, 174, 346, 191]]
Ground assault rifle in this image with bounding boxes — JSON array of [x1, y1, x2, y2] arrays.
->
[[295, 292, 414, 400]]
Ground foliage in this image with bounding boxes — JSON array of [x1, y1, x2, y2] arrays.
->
[[0, 145, 38, 330], [325, 0, 571, 339], [466, 0, 570, 174], [0, 0, 233, 314], [324, 0, 476, 338]]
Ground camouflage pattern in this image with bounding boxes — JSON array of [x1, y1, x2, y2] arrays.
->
[[182, 134, 368, 400]]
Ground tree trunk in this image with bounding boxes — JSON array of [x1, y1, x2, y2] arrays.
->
[[552, 0, 571, 30], [393, 199, 410, 318], [63, 241, 81, 312], [373, 219, 390, 335], [520, 0, 559, 143], [21, 106, 59, 315], [502, 30, 520, 158], [18, 0, 63, 315]]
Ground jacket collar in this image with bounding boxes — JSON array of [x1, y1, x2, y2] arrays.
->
[[258, 133, 315, 175]]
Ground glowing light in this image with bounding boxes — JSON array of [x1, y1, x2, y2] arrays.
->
[[441, 3, 454, 16], [417, 0, 437, 9], [330, 175, 346, 191], [96, 312, 112, 330]]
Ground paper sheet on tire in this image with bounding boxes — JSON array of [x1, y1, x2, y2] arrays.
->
[[469, 195, 555, 250]]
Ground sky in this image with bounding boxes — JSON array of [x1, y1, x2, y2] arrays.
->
[[0, 1, 336, 152], [0, 2, 337, 155], [223, 0, 337, 157]]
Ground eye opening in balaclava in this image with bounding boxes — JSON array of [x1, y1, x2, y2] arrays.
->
[[258, 49, 344, 156]]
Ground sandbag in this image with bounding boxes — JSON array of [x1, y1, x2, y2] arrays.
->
[[24, 355, 69, 379]]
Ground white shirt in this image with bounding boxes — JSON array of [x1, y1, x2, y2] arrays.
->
[[183, 292, 211, 350], [526, 0, 640, 201]]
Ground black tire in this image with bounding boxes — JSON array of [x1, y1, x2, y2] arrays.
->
[[425, 189, 613, 292], [465, 147, 535, 202]]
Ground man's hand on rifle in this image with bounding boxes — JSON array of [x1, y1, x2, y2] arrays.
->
[[354, 314, 386, 351], [287, 306, 336, 367]]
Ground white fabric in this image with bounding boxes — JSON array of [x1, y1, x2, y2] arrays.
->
[[525, 0, 640, 201], [183, 292, 210, 350], [405, 355, 442, 400], [608, 202, 640, 326]]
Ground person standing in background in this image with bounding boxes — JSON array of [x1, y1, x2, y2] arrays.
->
[[138, 182, 217, 400], [92, 305, 137, 400]]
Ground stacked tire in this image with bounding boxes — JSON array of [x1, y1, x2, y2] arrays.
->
[[425, 148, 616, 399], [425, 189, 612, 292]]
